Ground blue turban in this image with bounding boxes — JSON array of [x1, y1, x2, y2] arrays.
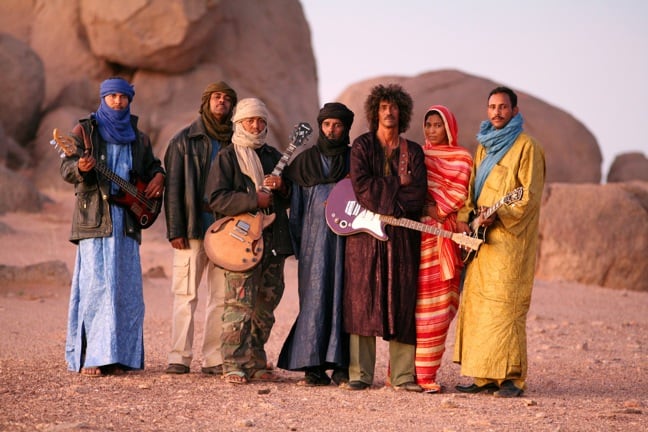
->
[[100, 77, 135, 101], [95, 77, 136, 144]]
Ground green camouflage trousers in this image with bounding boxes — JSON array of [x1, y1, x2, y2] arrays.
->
[[221, 231, 286, 376]]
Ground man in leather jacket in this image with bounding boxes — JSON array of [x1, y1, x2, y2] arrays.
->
[[60, 76, 165, 376], [163, 81, 237, 375]]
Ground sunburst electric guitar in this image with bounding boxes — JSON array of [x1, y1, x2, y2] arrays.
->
[[461, 187, 524, 263], [50, 128, 162, 229], [325, 178, 483, 251], [204, 122, 313, 272]]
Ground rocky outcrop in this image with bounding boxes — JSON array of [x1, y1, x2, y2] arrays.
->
[[607, 152, 648, 183], [0, 260, 70, 286], [0, 165, 44, 214], [536, 181, 648, 291], [0, 34, 45, 143], [0, 0, 319, 194], [337, 70, 602, 184]]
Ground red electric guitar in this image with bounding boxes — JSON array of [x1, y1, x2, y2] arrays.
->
[[50, 128, 162, 229]]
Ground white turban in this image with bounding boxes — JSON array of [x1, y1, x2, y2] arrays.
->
[[232, 98, 268, 123]]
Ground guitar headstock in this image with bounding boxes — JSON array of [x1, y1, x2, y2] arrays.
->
[[504, 187, 524, 205], [289, 122, 313, 147], [50, 128, 78, 159]]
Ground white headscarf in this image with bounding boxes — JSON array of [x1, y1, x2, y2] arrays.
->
[[231, 98, 269, 189]]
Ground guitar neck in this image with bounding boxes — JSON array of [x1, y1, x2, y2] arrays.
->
[[380, 215, 452, 238], [94, 163, 138, 197], [261, 142, 298, 193], [470, 197, 505, 232]]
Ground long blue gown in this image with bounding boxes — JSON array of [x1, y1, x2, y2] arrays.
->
[[278, 157, 348, 371], [65, 142, 145, 371]]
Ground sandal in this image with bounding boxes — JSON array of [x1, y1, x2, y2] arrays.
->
[[81, 367, 102, 377], [223, 371, 248, 384], [420, 383, 442, 394], [248, 369, 283, 382]]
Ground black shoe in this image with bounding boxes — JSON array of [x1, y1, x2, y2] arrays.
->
[[331, 368, 349, 386], [303, 369, 331, 386], [393, 381, 424, 393], [165, 363, 190, 374], [493, 380, 523, 398], [201, 365, 223, 375], [455, 382, 499, 393], [345, 380, 370, 390]]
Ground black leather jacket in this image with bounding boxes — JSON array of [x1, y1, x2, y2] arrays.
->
[[163, 117, 223, 241], [60, 115, 165, 244]]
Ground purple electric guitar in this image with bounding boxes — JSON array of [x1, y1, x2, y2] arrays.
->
[[325, 178, 483, 251]]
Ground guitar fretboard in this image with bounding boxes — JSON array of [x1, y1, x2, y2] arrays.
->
[[380, 215, 452, 238]]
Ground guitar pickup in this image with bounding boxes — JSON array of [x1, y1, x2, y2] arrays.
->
[[234, 219, 251, 235]]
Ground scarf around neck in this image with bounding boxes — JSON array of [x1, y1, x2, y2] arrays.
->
[[286, 132, 349, 187], [473, 113, 523, 200], [95, 99, 136, 144], [231, 122, 267, 189]]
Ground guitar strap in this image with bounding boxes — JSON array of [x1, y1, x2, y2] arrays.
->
[[398, 137, 411, 185]]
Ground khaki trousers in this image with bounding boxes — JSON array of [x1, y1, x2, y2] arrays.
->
[[349, 334, 416, 387], [168, 239, 225, 368]]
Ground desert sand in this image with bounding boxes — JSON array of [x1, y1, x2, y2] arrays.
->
[[0, 190, 646, 432]]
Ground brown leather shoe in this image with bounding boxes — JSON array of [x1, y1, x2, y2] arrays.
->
[[165, 363, 190, 374], [345, 380, 370, 390], [493, 380, 523, 398], [455, 382, 499, 393]]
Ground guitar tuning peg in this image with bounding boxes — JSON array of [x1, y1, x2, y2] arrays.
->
[[49, 139, 56, 146]]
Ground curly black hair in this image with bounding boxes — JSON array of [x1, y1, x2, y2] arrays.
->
[[364, 83, 413, 134]]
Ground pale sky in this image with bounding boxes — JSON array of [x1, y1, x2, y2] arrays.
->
[[300, 0, 648, 179]]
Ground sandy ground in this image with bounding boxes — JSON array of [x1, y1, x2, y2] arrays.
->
[[0, 190, 646, 432]]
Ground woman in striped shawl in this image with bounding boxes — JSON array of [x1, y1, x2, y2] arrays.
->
[[415, 105, 472, 393]]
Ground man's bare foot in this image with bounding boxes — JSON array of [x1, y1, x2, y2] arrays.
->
[[81, 367, 102, 377]]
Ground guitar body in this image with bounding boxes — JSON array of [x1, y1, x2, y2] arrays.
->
[[110, 171, 162, 229], [204, 212, 276, 272], [461, 218, 487, 264], [203, 122, 313, 271], [325, 178, 388, 240]]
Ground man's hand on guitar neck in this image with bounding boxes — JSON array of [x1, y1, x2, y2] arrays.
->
[[475, 206, 497, 228], [78, 154, 96, 173]]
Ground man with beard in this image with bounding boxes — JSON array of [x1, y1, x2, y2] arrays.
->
[[164, 81, 237, 375], [207, 98, 292, 384], [278, 102, 354, 386], [454, 86, 545, 398], [61, 77, 165, 376], [343, 84, 427, 392]]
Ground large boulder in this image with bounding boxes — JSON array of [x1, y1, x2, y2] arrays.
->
[[337, 70, 602, 184], [0, 124, 30, 169], [80, 0, 223, 74], [607, 152, 648, 183], [536, 181, 648, 291], [0, 165, 43, 214], [28, 0, 112, 111], [0, 33, 45, 143]]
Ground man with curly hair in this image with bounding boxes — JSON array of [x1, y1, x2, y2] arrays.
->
[[342, 84, 427, 392]]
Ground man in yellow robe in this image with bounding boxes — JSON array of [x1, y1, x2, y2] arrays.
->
[[453, 86, 545, 398]]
